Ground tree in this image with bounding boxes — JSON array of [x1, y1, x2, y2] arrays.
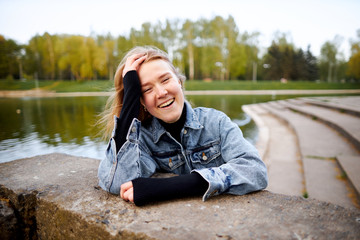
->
[[0, 35, 22, 79], [98, 34, 116, 81], [319, 35, 344, 82], [241, 32, 260, 80], [262, 33, 319, 81], [182, 20, 195, 80], [304, 46, 319, 81], [263, 33, 295, 80], [347, 29, 360, 80]]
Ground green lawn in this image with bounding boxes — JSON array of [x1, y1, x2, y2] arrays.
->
[[1, 79, 360, 92], [184, 80, 360, 90], [0, 80, 113, 92]]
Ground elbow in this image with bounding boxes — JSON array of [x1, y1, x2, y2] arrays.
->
[[258, 166, 268, 190]]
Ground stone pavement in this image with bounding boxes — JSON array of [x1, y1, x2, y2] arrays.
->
[[242, 96, 360, 209], [1, 153, 360, 239], [1, 89, 360, 98]]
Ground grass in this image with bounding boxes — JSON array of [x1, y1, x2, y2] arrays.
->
[[184, 80, 360, 91], [0, 80, 55, 90], [1, 79, 360, 92], [302, 192, 309, 198], [0, 79, 113, 92], [40, 80, 114, 92]]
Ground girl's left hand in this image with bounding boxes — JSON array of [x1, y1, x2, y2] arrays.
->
[[120, 181, 134, 202], [122, 53, 147, 78]]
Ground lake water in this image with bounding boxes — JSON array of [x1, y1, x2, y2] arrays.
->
[[0, 94, 294, 163]]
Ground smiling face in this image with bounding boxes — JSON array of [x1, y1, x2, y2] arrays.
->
[[138, 59, 184, 123]]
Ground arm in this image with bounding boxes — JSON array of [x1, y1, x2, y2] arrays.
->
[[98, 54, 159, 194], [114, 70, 141, 152], [115, 53, 146, 151], [193, 112, 268, 201], [121, 172, 208, 206]]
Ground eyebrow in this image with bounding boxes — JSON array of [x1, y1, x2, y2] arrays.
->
[[158, 72, 171, 79], [141, 72, 172, 88]]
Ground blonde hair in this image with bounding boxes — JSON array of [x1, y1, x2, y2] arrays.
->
[[99, 46, 186, 140]]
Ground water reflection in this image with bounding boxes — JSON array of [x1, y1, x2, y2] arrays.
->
[[0, 97, 107, 163], [0, 95, 290, 163]]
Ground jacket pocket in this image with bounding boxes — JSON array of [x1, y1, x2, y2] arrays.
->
[[153, 150, 185, 173], [189, 140, 221, 168]]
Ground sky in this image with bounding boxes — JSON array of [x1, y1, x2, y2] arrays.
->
[[0, 0, 359, 58]]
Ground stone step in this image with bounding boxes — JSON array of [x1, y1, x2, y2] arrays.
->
[[336, 155, 360, 200], [276, 99, 360, 201], [279, 99, 360, 151], [255, 105, 303, 196], [302, 156, 355, 208], [242, 105, 269, 160], [261, 101, 358, 208], [301, 96, 360, 118]]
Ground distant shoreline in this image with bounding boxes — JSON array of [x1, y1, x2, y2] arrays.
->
[[1, 89, 360, 98]]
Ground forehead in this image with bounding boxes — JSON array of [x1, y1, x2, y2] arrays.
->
[[138, 59, 173, 83]]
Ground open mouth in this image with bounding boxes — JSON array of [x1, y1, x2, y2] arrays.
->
[[158, 98, 175, 108]]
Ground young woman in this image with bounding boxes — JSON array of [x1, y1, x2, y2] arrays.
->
[[98, 46, 268, 206]]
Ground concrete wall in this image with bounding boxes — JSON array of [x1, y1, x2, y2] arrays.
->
[[1, 153, 359, 239]]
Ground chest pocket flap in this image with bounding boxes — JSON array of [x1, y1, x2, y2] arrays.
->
[[153, 150, 185, 172], [190, 141, 221, 165]]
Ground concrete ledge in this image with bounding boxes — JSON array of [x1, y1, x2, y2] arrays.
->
[[1, 153, 360, 239]]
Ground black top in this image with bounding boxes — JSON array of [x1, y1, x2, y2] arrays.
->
[[114, 71, 141, 153], [159, 104, 187, 143], [114, 71, 208, 206]]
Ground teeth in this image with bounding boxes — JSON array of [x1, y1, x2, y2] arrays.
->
[[159, 99, 174, 108]]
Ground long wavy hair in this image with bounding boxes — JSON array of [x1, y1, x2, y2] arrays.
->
[[98, 46, 186, 140]]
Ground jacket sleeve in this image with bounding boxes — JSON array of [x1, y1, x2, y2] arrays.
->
[[98, 117, 159, 195], [192, 113, 268, 201]]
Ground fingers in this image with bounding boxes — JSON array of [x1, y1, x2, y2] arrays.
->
[[122, 53, 147, 77], [120, 181, 132, 198], [124, 187, 134, 202], [128, 53, 147, 62], [120, 181, 134, 202]]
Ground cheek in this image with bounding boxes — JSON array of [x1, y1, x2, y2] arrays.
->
[[142, 94, 155, 108], [174, 83, 184, 98]]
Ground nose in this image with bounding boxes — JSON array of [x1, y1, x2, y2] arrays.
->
[[155, 85, 168, 98]]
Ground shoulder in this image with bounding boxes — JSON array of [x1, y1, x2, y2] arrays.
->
[[192, 106, 230, 130], [193, 106, 227, 120]]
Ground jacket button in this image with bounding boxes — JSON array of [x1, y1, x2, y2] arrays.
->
[[168, 158, 173, 168], [183, 129, 187, 135], [131, 127, 136, 133]]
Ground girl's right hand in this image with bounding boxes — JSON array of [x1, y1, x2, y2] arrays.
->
[[122, 53, 147, 78]]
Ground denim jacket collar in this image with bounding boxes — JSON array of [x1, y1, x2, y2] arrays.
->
[[150, 100, 203, 143]]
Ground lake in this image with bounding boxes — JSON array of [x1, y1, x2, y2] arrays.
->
[[0, 94, 295, 163]]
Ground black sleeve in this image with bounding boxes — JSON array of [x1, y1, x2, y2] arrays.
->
[[132, 172, 209, 206], [114, 71, 142, 153]]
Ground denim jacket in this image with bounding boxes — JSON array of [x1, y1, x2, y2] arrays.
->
[[98, 101, 268, 201]]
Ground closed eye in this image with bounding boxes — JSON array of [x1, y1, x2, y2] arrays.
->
[[143, 87, 152, 93], [162, 77, 170, 83]]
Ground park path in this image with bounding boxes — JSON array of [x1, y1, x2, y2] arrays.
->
[[1, 89, 360, 97], [243, 96, 360, 209]]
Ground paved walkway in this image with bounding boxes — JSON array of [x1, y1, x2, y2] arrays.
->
[[243, 96, 360, 209], [1, 89, 360, 98]]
